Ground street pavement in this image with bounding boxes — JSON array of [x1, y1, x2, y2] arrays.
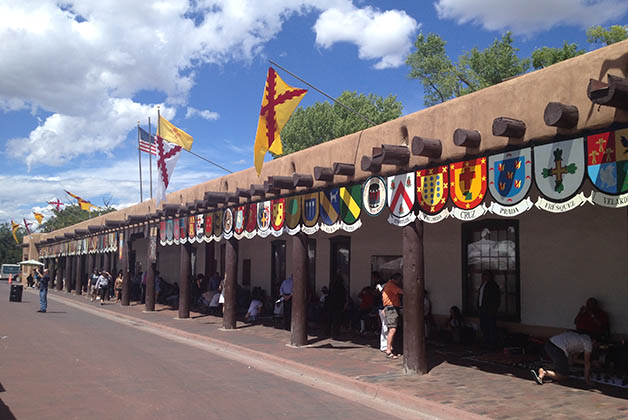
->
[[0, 284, 398, 420], [3, 282, 628, 420]]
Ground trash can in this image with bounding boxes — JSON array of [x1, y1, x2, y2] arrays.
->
[[9, 284, 23, 302]]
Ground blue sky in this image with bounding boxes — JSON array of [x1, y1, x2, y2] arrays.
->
[[0, 0, 626, 225]]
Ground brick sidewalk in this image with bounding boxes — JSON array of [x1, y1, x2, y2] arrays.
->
[[42, 288, 628, 420]]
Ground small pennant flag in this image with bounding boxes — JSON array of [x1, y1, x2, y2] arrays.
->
[[65, 190, 99, 211], [158, 116, 194, 151], [23, 218, 32, 235], [253, 67, 307, 175], [33, 212, 44, 224], [47, 199, 64, 211], [11, 220, 20, 243]]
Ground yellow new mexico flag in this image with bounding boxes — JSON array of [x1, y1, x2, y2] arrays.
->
[[11, 220, 20, 244], [159, 116, 194, 151], [254, 67, 307, 175], [65, 190, 98, 211]]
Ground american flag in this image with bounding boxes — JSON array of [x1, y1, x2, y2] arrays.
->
[[139, 127, 157, 155]]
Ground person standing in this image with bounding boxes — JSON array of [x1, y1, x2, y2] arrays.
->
[[279, 274, 294, 331], [382, 273, 403, 358], [37, 269, 50, 313], [477, 271, 501, 349], [326, 275, 347, 338]]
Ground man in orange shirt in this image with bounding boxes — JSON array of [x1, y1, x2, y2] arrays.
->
[[382, 273, 403, 358]]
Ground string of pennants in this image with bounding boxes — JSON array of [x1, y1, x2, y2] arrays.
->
[[152, 128, 627, 246], [38, 232, 120, 259], [35, 127, 628, 252]]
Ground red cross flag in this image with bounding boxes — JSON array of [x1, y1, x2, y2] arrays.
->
[[156, 135, 183, 206], [253, 67, 307, 175]]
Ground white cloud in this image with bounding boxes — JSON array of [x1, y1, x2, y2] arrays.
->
[[185, 106, 220, 120], [434, 0, 628, 34], [313, 6, 419, 69], [1, 0, 419, 167]]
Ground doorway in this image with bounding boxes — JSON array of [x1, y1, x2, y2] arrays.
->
[[329, 236, 351, 293], [271, 240, 286, 300]]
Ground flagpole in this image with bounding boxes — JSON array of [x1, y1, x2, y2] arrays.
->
[[148, 116, 153, 200], [268, 59, 376, 126], [137, 121, 143, 203]]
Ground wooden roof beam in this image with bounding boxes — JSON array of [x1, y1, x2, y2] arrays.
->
[[314, 166, 334, 182], [544, 102, 579, 129], [453, 128, 481, 148], [411, 136, 442, 159], [587, 75, 628, 110], [492, 117, 526, 138]]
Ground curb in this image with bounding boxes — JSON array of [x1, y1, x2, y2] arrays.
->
[[39, 289, 487, 420]]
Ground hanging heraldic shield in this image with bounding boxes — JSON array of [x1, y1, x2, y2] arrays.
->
[[487, 148, 533, 217], [320, 188, 341, 233], [196, 215, 204, 240], [587, 129, 628, 208], [257, 201, 272, 238], [416, 166, 450, 223], [213, 209, 223, 239], [301, 192, 320, 235], [271, 198, 285, 236], [223, 208, 234, 239], [179, 217, 188, 243], [362, 176, 386, 216], [166, 219, 174, 244], [285, 195, 301, 235], [245, 203, 257, 239], [173, 217, 180, 243], [387, 172, 416, 226], [234, 206, 246, 240], [534, 137, 587, 212], [204, 212, 213, 240], [188, 216, 196, 241], [450, 158, 488, 221], [339, 184, 362, 232]]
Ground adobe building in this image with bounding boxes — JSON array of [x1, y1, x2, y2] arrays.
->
[[25, 40, 628, 373]]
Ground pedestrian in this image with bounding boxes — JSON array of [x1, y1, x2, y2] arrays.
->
[[531, 331, 594, 386], [114, 270, 123, 303], [95, 271, 109, 305], [27, 272, 34, 288], [90, 269, 100, 302], [326, 275, 347, 338], [279, 273, 293, 330], [382, 272, 403, 358], [37, 269, 50, 313], [477, 271, 501, 349]]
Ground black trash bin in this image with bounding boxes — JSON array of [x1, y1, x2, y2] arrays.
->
[[9, 284, 23, 302]]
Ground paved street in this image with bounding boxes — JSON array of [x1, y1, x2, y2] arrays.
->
[[0, 284, 390, 420]]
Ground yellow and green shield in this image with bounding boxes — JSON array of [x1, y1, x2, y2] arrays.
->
[[339, 184, 362, 225]]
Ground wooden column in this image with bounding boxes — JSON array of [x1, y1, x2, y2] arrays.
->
[[223, 239, 238, 329], [65, 256, 72, 293], [49, 258, 56, 289], [87, 253, 95, 281], [177, 243, 192, 319], [205, 242, 215, 276], [145, 262, 155, 312], [402, 220, 427, 375], [291, 233, 308, 346], [56, 258, 64, 291], [121, 234, 131, 306], [75, 254, 83, 295]]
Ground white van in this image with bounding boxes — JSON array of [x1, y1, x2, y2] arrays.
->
[[0, 264, 20, 280]]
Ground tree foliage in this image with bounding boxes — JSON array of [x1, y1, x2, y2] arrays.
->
[[0, 223, 23, 264], [407, 32, 529, 106], [279, 91, 403, 155], [586, 24, 628, 46], [407, 25, 627, 107], [531, 42, 585, 69], [40, 204, 116, 233]]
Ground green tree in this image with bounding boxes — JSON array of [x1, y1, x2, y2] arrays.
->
[[279, 91, 403, 155], [531, 41, 585, 69], [587, 24, 628, 46], [41, 204, 116, 233], [0, 222, 23, 264], [406, 32, 529, 106]]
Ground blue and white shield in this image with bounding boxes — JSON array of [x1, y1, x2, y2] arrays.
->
[[488, 148, 532, 206]]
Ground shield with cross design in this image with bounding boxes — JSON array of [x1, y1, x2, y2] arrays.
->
[[587, 129, 628, 195], [450, 157, 487, 210], [257, 201, 271, 238], [534, 137, 585, 202]]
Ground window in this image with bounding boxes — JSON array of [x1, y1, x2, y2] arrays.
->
[[462, 219, 520, 321], [271, 240, 286, 300], [330, 236, 350, 292]]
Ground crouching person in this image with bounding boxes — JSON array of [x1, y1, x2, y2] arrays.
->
[[531, 331, 593, 386]]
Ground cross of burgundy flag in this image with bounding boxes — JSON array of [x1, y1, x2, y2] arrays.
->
[[156, 135, 182, 206], [253, 67, 307, 175]]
